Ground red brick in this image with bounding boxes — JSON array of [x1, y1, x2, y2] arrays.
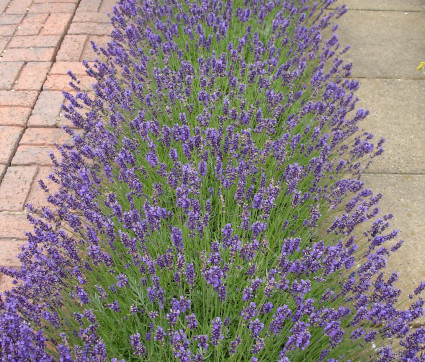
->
[[76, 0, 101, 12], [8, 35, 61, 48], [99, 0, 116, 12], [12, 145, 58, 165], [15, 13, 48, 36], [0, 126, 23, 164], [0, 107, 31, 126], [56, 34, 86, 61], [0, 212, 32, 239], [14, 62, 51, 91], [0, 239, 26, 266], [0, 166, 38, 211], [0, 273, 18, 293], [68, 22, 112, 36], [26, 167, 60, 209], [44, 74, 93, 91], [50, 61, 94, 75], [29, 2, 77, 13], [0, 91, 38, 107], [0, 15, 23, 25], [20, 128, 73, 145], [1, 47, 56, 62], [0, 25, 17, 36], [73, 12, 110, 23], [0, 62, 24, 90], [6, 0, 33, 14], [40, 13, 72, 35], [0, 37, 9, 53], [81, 35, 110, 61], [34, 0, 79, 3], [0, 0, 11, 13], [28, 91, 64, 127]]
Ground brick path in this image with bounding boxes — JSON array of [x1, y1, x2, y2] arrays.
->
[[0, 0, 115, 291]]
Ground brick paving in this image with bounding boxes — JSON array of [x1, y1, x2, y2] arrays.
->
[[0, 0, 114, 291]]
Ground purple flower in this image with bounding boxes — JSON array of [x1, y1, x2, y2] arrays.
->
[[154, 327, 166, 342], [203, 265, 224, 291], [269, 306, 292, 335], [229, 337, 241, 355], [166, 309, 180, 327], [251, 338, 265, 355], [414, 281, 425, 296], [171, 227, 184, 252], [194, 334, 209, 350], [211, 317, 224, 346], [169, 148, 178, 162], [185, 263, 195, 289], [251, 222, 267, 238], [75, 286, 90, 305], [186, 313, 198, 329], [249, 319, 264, 338], [146, 148, 159, 168], [130, 333, 146, 356], [252, 193, 263, 209], [171, 296, 191, 313], [116, 273, 129, 287], [106, 300, 120, 313], [198, 161, 207, 177]]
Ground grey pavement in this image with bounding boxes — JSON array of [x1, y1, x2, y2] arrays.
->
[[331, 0, 425, 310]]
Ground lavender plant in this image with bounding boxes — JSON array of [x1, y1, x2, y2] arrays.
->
[[1, 0, 425, 360]]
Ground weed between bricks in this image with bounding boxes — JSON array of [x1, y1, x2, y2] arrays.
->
[[1, 0, 424, 361]]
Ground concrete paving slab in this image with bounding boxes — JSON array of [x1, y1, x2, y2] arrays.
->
[[335, 10, 425, 79], [362, 174, 425, 308], [331, 0, 425, 11], [354, 79, 425, 174]]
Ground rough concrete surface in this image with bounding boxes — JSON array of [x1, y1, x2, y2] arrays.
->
[[355, 79, 425, 174], [336, 10, 425, 79], [331, 0, 425, 12], [334, 0, 425, 315], [362, 175, 425, 303]]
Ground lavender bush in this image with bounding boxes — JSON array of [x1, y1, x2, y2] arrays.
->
[[1, 0, 425, 360]]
